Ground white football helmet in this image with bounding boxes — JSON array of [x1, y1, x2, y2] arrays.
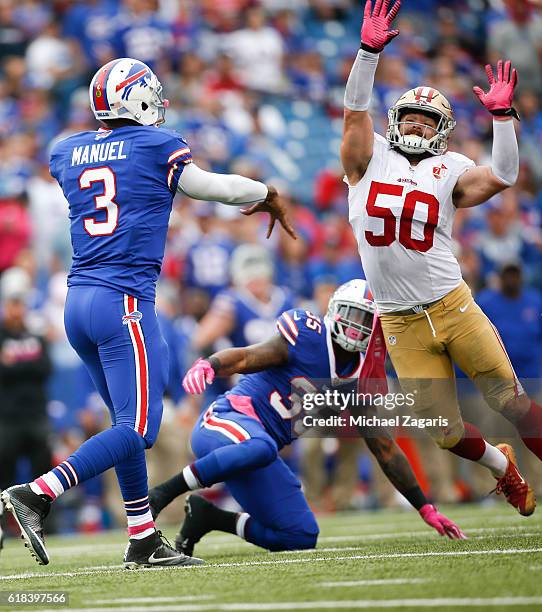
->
[[89, 58, 169, 126], [386, 86, 456, 156], [325, 279, 375, 353], [230, 244, 274, 287]]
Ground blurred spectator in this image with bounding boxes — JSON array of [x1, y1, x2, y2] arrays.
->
[[27, 163, 71, 273], [183, 202, 235, 299], [475, 197, 529, 285], [275, 229, 312, 298], [0, 194, 31, 274], [112, 0, 174, 70], [63, 0, 118, 71], [489, 0, 542, 95], [308, 220, 364, 287], [25, 21, 76, 91], [0, 1, 28, 59], [477, 262, 542, 385], [194, 244, 294, 353], [224, 6, 286, 93], [0, 267, 52, 502]]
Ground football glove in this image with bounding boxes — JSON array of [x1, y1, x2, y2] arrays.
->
[[473, 60, 520, 120], [419, 504, 467, 540], [361, 0, 401, 53], [182, 358, 215, 395]]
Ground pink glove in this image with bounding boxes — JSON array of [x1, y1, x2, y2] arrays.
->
[[419, 504, 467, 540], [182, 358, 215, 395], [472, 60, 520, 120], [361, 0, 401, 52]]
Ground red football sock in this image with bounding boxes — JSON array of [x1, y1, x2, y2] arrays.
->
[[517, 401, 542, 461], [448, 422, 486, 461]]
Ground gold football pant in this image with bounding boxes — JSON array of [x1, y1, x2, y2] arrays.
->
[[380, 281, 522, 449]]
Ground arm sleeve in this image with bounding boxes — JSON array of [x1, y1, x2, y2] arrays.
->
[[491, 119, 519, 186], [177, 162, 268, 206], [344, 49, 379, 111]]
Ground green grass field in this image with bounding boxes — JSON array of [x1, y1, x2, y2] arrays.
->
[[1, 503, 541, 611]]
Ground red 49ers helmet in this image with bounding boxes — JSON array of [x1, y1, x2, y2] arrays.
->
[[386, 86, 456, 156]]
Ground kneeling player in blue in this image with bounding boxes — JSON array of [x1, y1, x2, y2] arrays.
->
[[149, 280, 465, 555], [1, 57, 296, 568]]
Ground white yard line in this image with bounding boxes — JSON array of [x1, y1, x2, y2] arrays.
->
[[91, 596, 216, 604], [35, 596, 542, 612], [4, 524, 534, 560], [318, 579, 429, 587], [284, 536, 542, 556], [2, 547, 542, 581], [305, 527, 541, 546]]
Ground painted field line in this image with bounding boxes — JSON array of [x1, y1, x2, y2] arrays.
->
[[36, 596, 542, 611], [195, 526, 541, 554], [33, 525, 541, 557], [197, 526, 540, 552], [0, 565, 125, 581], [91, 596, 215, 604], [280, 538, 542, 556], [311, 526, 541, 545], [6, 524, 532, 562], [318, 579, 429, 587], [3, 547, 542, 581]]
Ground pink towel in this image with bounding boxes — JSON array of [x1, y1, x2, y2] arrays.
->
[[358, 315, 388, 396]]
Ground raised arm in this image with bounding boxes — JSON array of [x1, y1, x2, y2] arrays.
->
[[178, 163, 296, 239], [182, 334, 290, 395], [453, 60, 520, 209], [341, 0, 401, 185]]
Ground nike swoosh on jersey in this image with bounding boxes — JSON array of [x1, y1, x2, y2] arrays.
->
[[459, 303, 470, 313], [293, 311, 301, 320]]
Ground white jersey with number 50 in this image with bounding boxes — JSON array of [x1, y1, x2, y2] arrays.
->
[[347, 133, 475, 313]]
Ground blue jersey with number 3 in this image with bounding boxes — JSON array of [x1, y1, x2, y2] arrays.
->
[[227, 309, 363, 449], [49, 125, 193, 301]]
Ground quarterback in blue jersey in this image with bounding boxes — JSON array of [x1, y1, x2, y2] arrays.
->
[[148, 280, 465, 554], [1, 57, 295, 569]]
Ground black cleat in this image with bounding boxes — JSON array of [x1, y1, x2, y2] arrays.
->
[[175, 495, 216, 557], [123, 530, 205, 569], [1, 485, 51, 565]]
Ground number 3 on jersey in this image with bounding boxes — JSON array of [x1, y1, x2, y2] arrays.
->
[[365, 180, 439, 252], [80, 166, 119, 236]]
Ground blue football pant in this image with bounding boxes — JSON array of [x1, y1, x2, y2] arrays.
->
[[63, 286, 168, 504], [190, 400, 319, 551]]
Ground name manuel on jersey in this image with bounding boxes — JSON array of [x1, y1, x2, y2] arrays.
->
[[71, 141, 127, 166]]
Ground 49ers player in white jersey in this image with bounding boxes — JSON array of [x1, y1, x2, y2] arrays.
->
[[341, 0, 542, 516]]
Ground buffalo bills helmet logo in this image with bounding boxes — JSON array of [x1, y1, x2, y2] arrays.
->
[[116, 64, 151, 101], [123, 310, 143, 325]]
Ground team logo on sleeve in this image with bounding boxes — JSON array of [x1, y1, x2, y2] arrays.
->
[[123, 310, 143, 325], [433, 163, 448, 179], [387, 335, 397, 345]]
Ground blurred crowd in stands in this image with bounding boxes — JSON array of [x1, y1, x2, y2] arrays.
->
[[0, 0, 541, 532]]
